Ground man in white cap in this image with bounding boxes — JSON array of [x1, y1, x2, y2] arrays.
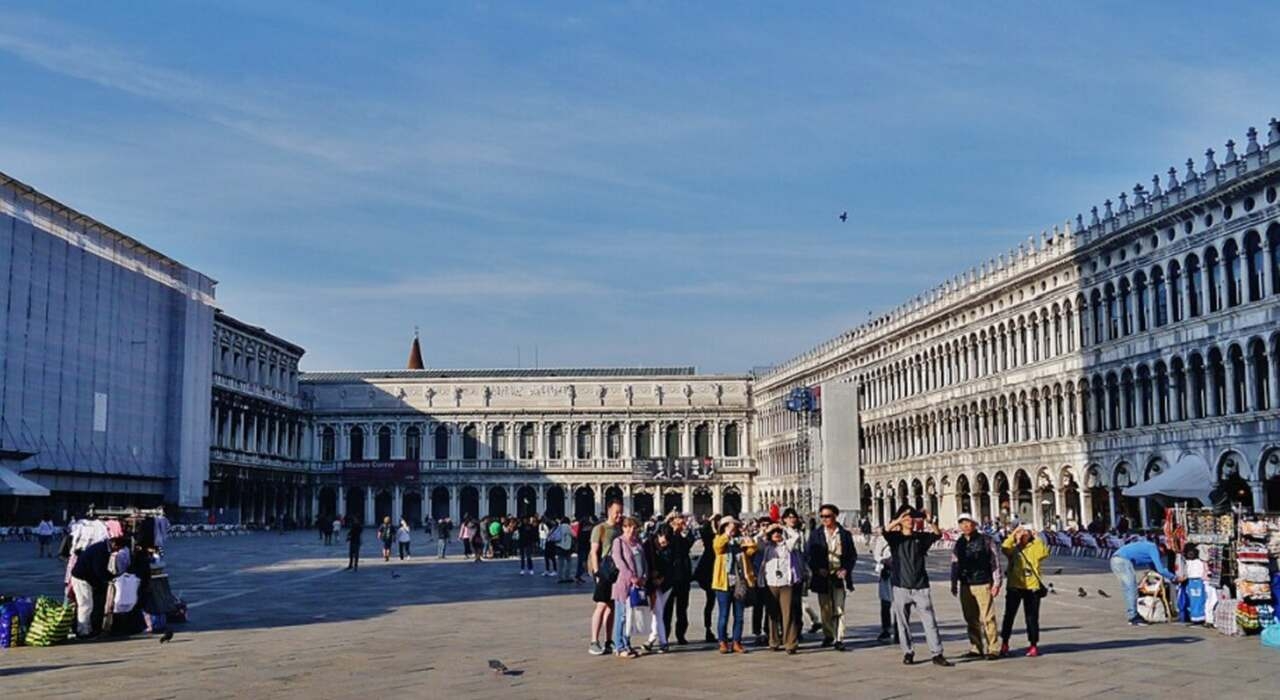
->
[[949, 512, 1003, 660]]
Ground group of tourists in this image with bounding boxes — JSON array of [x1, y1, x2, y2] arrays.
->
[[573, 501, 1058, 665]]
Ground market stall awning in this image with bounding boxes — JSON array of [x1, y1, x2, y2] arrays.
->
[[0, 465, 51, 497], [1123, 456, 1212, 502]]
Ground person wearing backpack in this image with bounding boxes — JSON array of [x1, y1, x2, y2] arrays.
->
[[553, 517, 575, 583], [588, 502, 623, 656], [999, 524, 1050, 657]]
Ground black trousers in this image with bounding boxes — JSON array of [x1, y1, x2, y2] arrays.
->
[[398, 542, 410, 559], [348, 544, 361, 570], [520, 546, 535, 570], [1001, 588, 1041, 645], [751, 588, 769, 636], [544, 545, 556, 571], [703, 587, 716, 631], [663, 582, 690, 640]]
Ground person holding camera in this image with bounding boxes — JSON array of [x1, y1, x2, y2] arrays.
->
[[711, 516, 758, 654], [884, 505, 952, 667], [758, 523, 802, 653], [950, 513, 1003, 659], [805, 503, 857, 650], [999, 524, 1050, 657]]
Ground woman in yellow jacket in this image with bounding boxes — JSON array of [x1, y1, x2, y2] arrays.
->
[[999, 525, 1050, 657], [711, 516, 758, 654]]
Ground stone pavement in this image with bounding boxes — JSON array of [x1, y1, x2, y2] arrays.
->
[[1, 532, 1278, 699]]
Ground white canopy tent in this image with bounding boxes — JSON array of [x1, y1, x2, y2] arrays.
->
[[1122, 455, 1213, 503]]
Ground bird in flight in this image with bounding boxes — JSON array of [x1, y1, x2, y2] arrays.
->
[[839, 211, 848, 222]]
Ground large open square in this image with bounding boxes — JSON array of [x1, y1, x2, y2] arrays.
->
[[2, 533, 1277, 699]]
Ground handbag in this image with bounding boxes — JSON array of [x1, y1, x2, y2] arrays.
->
[[1017, 547, 1048, 599]]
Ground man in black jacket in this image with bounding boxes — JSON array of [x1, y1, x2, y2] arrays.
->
[[950, 513, 1003, 659], [346, 517, 364, 571], [69, 537, 121, 637], [805, 503, 857, 650], [662, 513, 694, 645], [884, 506, 952, 667]]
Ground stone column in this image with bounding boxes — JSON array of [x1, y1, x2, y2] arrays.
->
[[712, 486, 723, 515], [1244, 357, 1259, 412], [1108, 488, 1119, 528], [1138, 498, 1149, 529], [1270, 350, 1280, 412], [393, 485, 403, 522], [311, 490, 319, 521], [364, 488, 375, 525], [1080, 488, 1093, 524], [450, 486, 460, 522], [337, 488, 346, 519]]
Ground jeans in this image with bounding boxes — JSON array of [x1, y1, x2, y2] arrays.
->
[[520, 546, 535, 570], [576, 546, 589, 578], [437, 538, 447, 558], [556, 551, 573, 581], [1001, 587, 1041, 646], [613, 597, 633, 651], [348, 544, 361, 570], [1110, 556, 1138, 620], [715, 590, 745, 643], [398, 542, 410, 560]]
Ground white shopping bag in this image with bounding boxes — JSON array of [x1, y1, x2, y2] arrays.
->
[[113, 573, 140, 613]]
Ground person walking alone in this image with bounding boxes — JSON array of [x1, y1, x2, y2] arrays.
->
[[950, 513, 1003, 659], [377, 517, 395, 562], [396, 517, 413, 560], [884, 507, 952, 667], [436, 517, 452, 559], [999, 524, 1050, 657], [806, 504, 857, 650], [345, 517, 364, 571], [554, 517, 575, 583], [519, 515, 539, 575], [36, 514, 56, 558]]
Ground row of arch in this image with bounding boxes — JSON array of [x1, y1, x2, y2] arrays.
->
[[862, 333, 1280, 463], [320, 420, 742, 462], [859, 224, 1280, 411]]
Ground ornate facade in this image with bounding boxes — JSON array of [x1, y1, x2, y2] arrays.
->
[[755, 121, 1280, 529], [206, 311, 308, 524], [299, 368, 753, 525]]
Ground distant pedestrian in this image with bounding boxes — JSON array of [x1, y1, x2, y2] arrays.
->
[[436, 518, 453, 559], [378, 517, 395, 562], [397, 518, 413, 560], [36, 514, 56, 558], [346, 517, 364, 571], [519, 516, 538, 575]]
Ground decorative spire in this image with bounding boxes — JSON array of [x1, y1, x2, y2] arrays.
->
[[407, 328, 425, 370], [1150, 174, 1162, 197], [1133, 183, 1147, 205], [1090, 206, 1099, 226], [1184, 157, 1198, 182], [1269, 118, 1280, 145], [1202, 147, 1217, 175], [1224, 139, 1238, 164], [1167, 166, 1180, 190], [1117, 191, 1128, 213], [1246, 126, 1261, 154], [1103, 198, 1113, 219], [1075, 213, 1085, 231]]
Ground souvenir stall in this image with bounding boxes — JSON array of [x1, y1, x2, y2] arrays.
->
[[2, 506, 183, 649]]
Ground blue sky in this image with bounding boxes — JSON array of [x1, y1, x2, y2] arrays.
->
[[0, 2, 1272, 372]]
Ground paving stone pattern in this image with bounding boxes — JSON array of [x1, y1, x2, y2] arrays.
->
[[1, 533, 1277, 699]]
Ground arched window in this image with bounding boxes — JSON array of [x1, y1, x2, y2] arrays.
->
[[463, 424, 478, 459], [321, 426, 336, 461], [634, 424, 652, 458], [576, 425, 592, 459], [349, 425, 365, 462], [519, 424, 535, 459], [1119, 279, 1133, 335], [405, 426, 421, 461], [1105, 284, 1120, 339], [1224, 240, 1242, 307], [1246, 232, 1265, 301], [1269, 225, 1280, 295], [1091, 290, 1105, 343], [665, 424, 681, 457], [1250, 340, 1271, 410], [1228, 346, 1246, 414], [607, 423, 621, 458], [548, 424, 564, 459], [1151, 267, 1168, 326], [694, 423, 710, 458], [491, 425, 506, 459], [1168, 260, 1183, 323], [377, 426, 392, 461], [1186, 255, 1202, 317], [1205, 247, 1222, 311], [434, 424, 449, 459], [1133, 271, 1148, 331], [723, 422, 740, 457]]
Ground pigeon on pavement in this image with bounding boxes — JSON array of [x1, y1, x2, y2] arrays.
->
[[1077, 587, 1088, 598], [488, 659, 509, 675], [1097, 589, 1110, 598], [1052, 568, 1063, 575], [159, 631, 174, 644]]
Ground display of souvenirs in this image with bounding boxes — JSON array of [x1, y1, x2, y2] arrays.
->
[[1237, 601, 1264, 633], [1237, 580, 1272, 601]]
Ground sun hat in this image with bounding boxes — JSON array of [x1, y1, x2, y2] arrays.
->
[[957, 513, 976, 524], [718, 515, 741, 530]]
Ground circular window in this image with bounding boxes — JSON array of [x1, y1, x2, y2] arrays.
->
[[1119, 249, 1127, 261], [1150, 234, 1159, 248], [1244, 196, 1255, 212], [1103, 254, 1111, 267], [1223, 205, 1233, 220], [1268, 187, 1278, 204], [1183, 221, 1193, 235], [1168, 227, 1178, 241], [1204, 214, 1214, 227], [1091, 261, 1099, 273], [1134, 243, 1142, 256]]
